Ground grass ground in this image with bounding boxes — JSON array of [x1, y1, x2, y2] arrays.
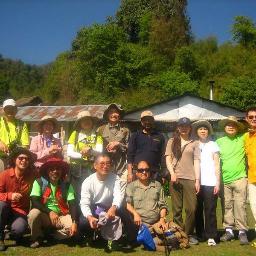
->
[[2, 199, 256, 256]]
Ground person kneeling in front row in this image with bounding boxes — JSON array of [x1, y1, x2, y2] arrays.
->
[[28, 157, 78, 248]]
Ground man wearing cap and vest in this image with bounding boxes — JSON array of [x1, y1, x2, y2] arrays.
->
[[97, 103, 130, 192], [216, 116, 248, 245], [28, 157, 78, 248], [127, 110, 166, 183], [0, 99, 29, 171], [67, 110, 103, 201]]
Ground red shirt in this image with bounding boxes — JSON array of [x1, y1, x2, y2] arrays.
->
[[0, 168, 36, 215]]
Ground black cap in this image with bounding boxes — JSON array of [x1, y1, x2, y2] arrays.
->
[[177, 117, 191, 126]]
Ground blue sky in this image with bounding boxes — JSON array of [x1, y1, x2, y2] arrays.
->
[[0, 0, 256, 65]]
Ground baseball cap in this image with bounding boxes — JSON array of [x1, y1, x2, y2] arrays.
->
[[141, 110, 154, 119], [3, 99, 16, 109]]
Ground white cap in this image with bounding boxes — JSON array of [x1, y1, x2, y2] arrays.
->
[[3, 99, 16, 109]]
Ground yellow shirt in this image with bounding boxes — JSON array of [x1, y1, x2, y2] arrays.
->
[[245, 132, 256, 184], [0, 117, 29, 153]]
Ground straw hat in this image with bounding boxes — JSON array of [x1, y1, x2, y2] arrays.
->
[[37, 115, 59, 133], [218, 116, 244, 132], [39, 157, 69, 180], [192, 120, 213, 135], [74, 110, 98, 129], [103, 103, 124, 120]]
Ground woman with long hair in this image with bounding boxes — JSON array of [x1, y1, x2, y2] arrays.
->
[[165, 117, 200, 245]]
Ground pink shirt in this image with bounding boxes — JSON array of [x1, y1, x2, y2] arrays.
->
[[29, 134, 62, 167]]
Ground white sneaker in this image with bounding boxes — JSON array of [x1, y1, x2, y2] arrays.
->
[[207, 238, 216, 246]]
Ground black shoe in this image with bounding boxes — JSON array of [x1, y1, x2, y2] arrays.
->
[[0, 240, 6, 251], [239, 232, 249, 245]]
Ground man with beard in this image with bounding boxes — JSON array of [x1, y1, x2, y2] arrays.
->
[[127, 111, 166, 183]]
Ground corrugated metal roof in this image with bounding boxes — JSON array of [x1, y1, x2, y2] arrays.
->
[[0, 105, 109, 122]]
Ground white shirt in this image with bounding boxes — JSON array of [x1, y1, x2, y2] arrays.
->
[[199, 140, 219, 186], [80, 172, 123, 218]]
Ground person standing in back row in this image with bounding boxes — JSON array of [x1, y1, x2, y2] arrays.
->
[[216, 116, 248, 245], [127, 111, 166, 184], [0, 99, 29, 171], [97, 103, 130, 193]]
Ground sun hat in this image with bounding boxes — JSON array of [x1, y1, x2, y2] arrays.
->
[[73, 110, 98, 129], [39, 157, 69, 179], [103, 103, 124, 120], [192, 120, 213, 135], [141, 110, 154, 119], [218, 116, 244, 132], [37, 115, 59, 133], [177, 117, 191, 126], [3, 99, 17, 109]]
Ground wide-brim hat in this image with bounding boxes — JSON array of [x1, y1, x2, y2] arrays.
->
[[74, 110, 98, 129], [218, 116, 244, 132], [103, 103, 124, 120], [37, 115, 59, 133], [8, 146, 37, 167], [192, 120, 213, 135], [39, 157, 69, 179]]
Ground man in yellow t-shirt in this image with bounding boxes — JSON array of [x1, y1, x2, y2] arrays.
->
[[245, 107, 256, 232], [0, 99, 29, 171]]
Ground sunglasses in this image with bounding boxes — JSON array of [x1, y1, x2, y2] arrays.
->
[[137, 168, 150, 173], [17, 156, 29, 161], [248, 115, 256, 120]]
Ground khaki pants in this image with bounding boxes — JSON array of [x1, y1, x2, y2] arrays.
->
[[28, 208, 72, 241], [223, 177, 248, 231], [119, 169, 128, 197], [170, 179, 197, 236], [248, 183, 256, 230]]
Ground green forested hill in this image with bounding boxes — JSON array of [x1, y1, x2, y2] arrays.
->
[[1, 0, 256, 110]]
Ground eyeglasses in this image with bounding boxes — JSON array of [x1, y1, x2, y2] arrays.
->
[[17, 156, 29, 161], [248, 115, 256, 120], [99, 162, 111, 166], [137, 168, 150, 173]]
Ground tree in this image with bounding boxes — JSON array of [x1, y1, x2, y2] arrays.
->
[[232, 16, 256, 48], [220, 76, 256, 110]]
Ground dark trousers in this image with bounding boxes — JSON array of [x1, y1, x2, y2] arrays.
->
[[0, 201, 28, 240], [195, 185, 217, 240], [170, 179, 197, 236]]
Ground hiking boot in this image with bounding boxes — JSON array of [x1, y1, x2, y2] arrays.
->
[[207, 238, 216, 246], [0, 240, 6, 251], [220, 231, 234, 242], [188, 236, 199, 245], [239, 232, 249, 245]]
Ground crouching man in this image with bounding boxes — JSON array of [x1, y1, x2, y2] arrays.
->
[[125, 161, 168, 244], [0, 147, 37, 251], [79, 154, 123, 252], [28, 157, 78, 248]]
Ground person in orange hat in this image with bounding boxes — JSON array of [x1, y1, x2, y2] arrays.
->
[[28, 157, 78, 248]]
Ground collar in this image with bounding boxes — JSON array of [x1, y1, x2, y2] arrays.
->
[[108, 123, 120, 129], [9, 168, 16, 177], [137, 179, 156, 189]]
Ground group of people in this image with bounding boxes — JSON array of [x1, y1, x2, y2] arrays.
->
[[0, 98, 255, 252]]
